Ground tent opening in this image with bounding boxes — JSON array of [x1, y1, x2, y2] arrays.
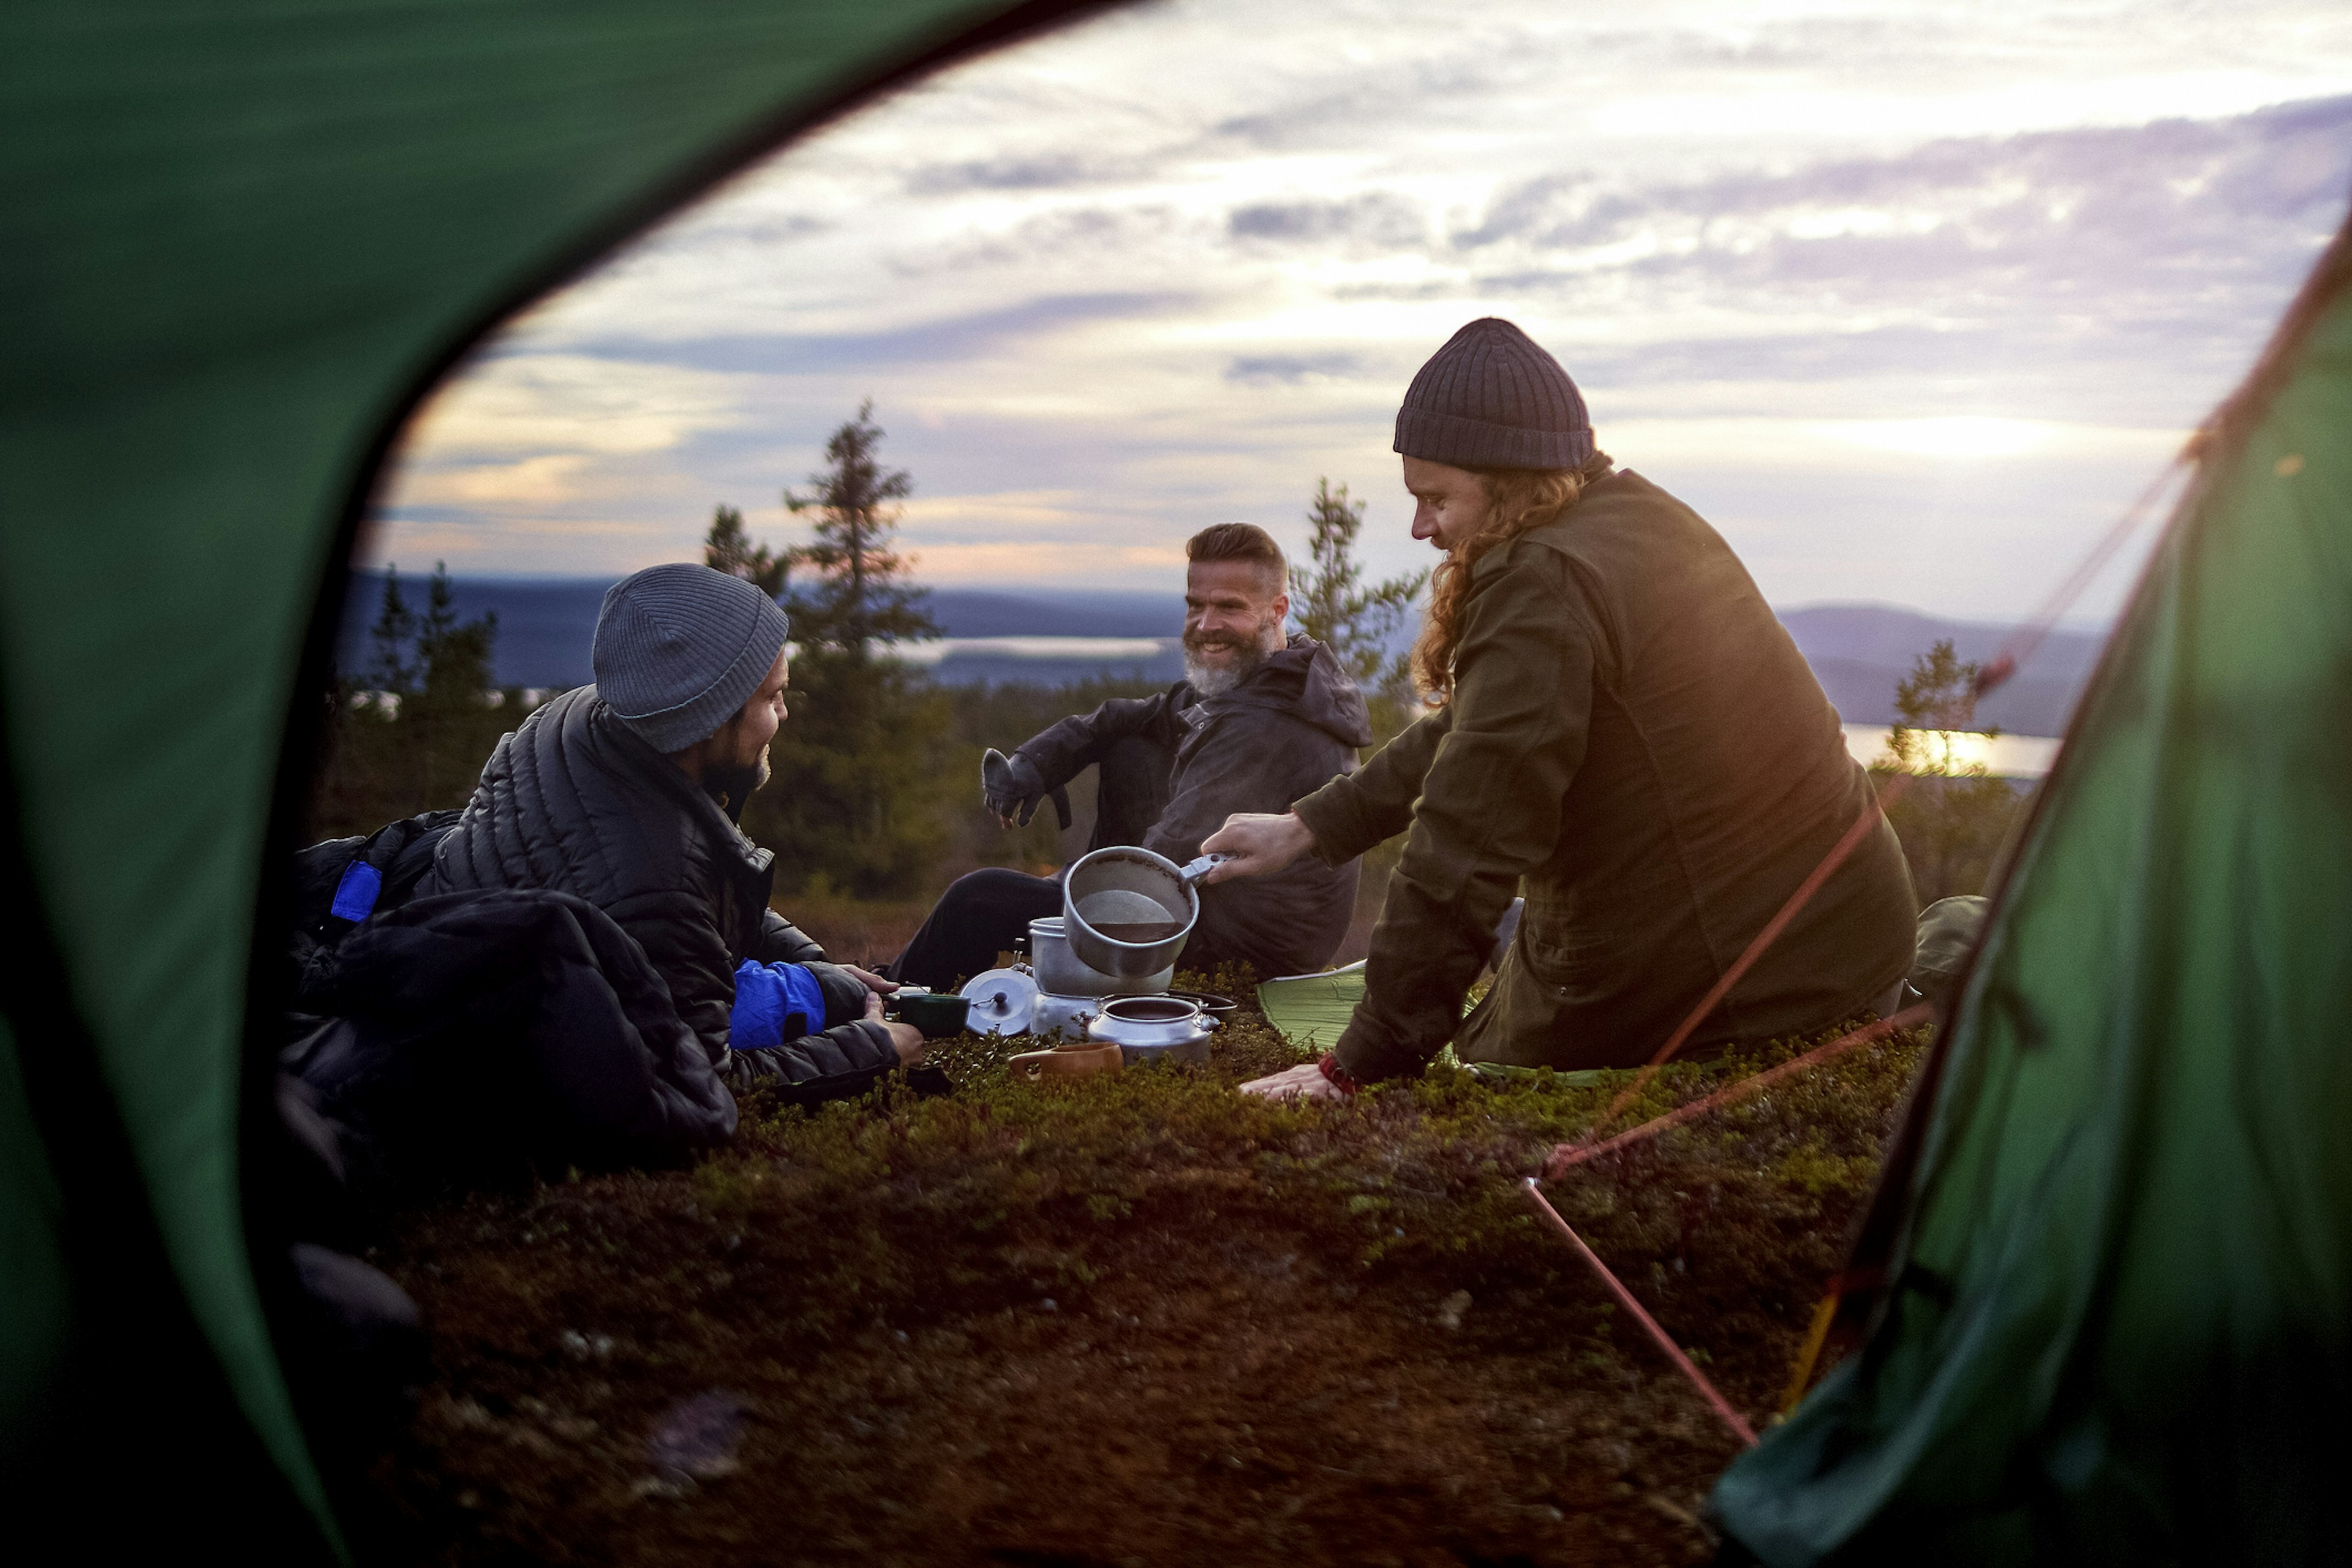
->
[[70, 0, 2334, 1556]]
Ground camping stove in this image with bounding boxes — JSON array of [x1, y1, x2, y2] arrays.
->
[[957, 967, 1224, 1065]]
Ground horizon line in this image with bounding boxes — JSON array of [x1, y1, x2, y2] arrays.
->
[[340, 568, 2120, 631]]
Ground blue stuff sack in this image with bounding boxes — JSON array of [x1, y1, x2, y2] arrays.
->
[[329, 861, 384, 922], [731, 960, 828, 1052]]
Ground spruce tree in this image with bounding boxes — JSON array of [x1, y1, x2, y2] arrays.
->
[[1288, 477, 1427, 745], [782, 399, 938, 655], [412, 561, 498, 718], [734, 401, 951, 897], [704, 504, 789, 599], [367, 565, 420, 699]]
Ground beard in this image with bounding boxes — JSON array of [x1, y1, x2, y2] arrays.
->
[[1183, 615, 1285, 698], [701, 747, 771, 823]]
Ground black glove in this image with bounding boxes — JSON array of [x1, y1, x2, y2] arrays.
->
[[982, 748, 1071, 830]]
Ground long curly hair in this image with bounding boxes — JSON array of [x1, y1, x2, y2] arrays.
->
[[1410, 450, 1615, 704]]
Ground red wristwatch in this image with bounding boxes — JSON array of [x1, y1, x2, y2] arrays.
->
[[1317, 1052, 1361, 1095]]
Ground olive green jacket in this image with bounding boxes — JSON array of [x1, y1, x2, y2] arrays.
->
[[1292, 470, 1915, 1082]]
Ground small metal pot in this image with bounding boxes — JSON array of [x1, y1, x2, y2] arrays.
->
[[1061, 846, 1204, 979], [1167, 990, 1238, 1015], [1087, 995, 1215, 1067], [1028, 916, 1169, 998]]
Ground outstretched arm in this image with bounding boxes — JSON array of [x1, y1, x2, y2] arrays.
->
[[1198, 710, 1452, 884], [1010, 688, 1179, 794], [1289, 708, 1451, 867]]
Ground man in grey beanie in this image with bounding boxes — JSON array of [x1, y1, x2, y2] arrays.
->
[[1207, 318, 1917, 1096], [417, 562, 922, 1093]]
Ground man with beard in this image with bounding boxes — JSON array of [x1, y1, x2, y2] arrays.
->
[[416, 562, 923, 1090], [888, 524, 1373, 989]]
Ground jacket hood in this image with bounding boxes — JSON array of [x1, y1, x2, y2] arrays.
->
[[1200, 635, 1373, 748]]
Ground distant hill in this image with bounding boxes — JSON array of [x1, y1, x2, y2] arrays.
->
[[1779, 604, 2105, 736], [337, 573, 1188, 689], [337, 573, 2104, 734]]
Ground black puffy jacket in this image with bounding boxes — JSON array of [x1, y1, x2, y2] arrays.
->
[[288, 889, 741, 1191], [415, 686, 897, 1082]]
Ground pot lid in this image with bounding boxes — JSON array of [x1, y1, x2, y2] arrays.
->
[[959, 967, 1040, 1036]]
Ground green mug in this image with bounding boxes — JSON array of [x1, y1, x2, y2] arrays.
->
[[891, 990, 973, 1039]]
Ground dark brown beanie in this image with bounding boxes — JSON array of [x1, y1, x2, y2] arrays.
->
[[1393, 317, 1593, 470]]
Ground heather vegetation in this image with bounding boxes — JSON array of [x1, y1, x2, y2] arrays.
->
[[364, 974, 1929, 1566]]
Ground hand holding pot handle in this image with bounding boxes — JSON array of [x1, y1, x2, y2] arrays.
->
[[1199, 812, 1316, 883]]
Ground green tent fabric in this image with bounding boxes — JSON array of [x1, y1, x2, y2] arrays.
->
[[0, 1, 1110, 1548], [1712, 215, 2352, 1562]]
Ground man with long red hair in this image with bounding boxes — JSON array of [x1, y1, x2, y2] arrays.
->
[[1205, 318, 1917, 1099]]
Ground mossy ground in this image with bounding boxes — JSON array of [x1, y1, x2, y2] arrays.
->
[[364, 981, 1926, 1567]]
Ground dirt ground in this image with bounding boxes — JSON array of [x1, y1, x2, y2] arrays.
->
[[357, 989, 1924, 1567]]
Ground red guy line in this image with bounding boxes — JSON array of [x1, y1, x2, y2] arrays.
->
[[1521, 1178, 1758, 1447], [1545, 1003, 1933, 1177], [1975, 458, 2187, 695], [1590, 771, 1917, 1131]]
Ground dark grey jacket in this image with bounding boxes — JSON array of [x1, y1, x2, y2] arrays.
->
[[1017, 636, 1373, 979], [416, 686, 897, 1081]]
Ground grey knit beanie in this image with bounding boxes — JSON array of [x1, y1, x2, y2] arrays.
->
[[1393, 317, 1594, 470], [592, 563, 791, 753]]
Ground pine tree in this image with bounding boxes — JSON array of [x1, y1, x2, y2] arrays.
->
[[410, 561, 499, 718], [329, 561, 503, 820], [368, 565, 420, 698], [1287, 477, 1427, 745], [704, 503, 788, 599], [734, 401, 952, 897], [1876, 639, 2023, 903], [783, 399, 938, 655]]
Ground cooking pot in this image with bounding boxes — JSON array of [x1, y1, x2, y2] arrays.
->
[[1061, 847, 1226, 980], [1167, 990, 1238, 1015], [1087, 994, 1215, 1067], [1028, 916, 1169, 997]]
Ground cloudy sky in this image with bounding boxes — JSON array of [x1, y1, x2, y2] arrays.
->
[[368, 0, 2352, 622]]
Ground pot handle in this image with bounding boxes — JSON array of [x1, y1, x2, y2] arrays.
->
[[1177, 853, 1231, 884]]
